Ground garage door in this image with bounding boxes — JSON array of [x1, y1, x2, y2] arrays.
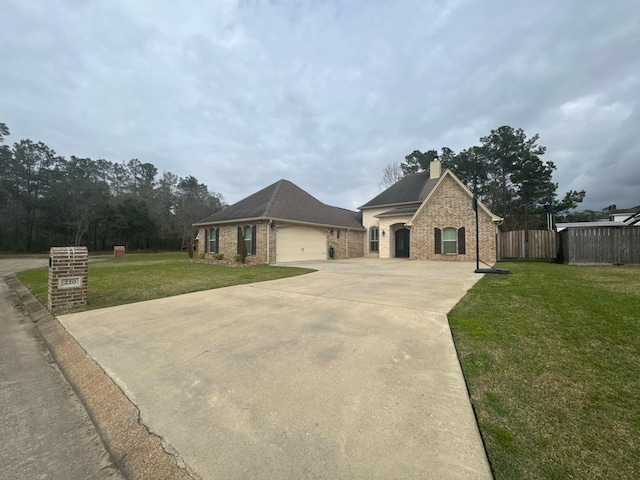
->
[[276, 226, 327, 262]]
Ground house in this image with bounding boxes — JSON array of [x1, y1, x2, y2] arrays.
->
[[609, 206, 640, 226], [555, 205, 640, 265], [194, 161, 502, 263], [555, 220, 627, 232], [359, 161, 502, 262], [556, 205, 640, 232], [193, 179, 366, 263]]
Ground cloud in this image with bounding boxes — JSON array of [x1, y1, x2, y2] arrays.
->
[[1, 0, 638, 212]]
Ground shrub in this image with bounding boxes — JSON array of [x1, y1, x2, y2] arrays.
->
[[237, 238, 248, 263], [213, 253, 224, 260]]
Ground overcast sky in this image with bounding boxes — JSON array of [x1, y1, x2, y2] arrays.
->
[[1, 0, 638, 212]]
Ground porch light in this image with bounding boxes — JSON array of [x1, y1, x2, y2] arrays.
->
[[382, 230, 385, 236]]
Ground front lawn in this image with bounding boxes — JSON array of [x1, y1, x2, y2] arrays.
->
[[17, 252, 314, 312], [449, 262, 640, 479]]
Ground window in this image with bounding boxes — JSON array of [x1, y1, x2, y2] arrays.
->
[[435, 227, 466, 255], [370, 227, 379, 252], [237, 225, 257, 255], [209, 227, 218, 253], [243, 225, 252, 255], [443, 227, 457, 254]]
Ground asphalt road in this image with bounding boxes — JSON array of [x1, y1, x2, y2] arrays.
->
[[0, 258, 123, 480]]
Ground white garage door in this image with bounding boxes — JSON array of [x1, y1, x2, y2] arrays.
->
[[276, 226, 327, 262]]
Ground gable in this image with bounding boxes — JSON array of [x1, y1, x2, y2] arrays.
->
[[407, 171, 501, 226]]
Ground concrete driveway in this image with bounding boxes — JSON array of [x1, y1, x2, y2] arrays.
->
[[59, 258, 492, 480]]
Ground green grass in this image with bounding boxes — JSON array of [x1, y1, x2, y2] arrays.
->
[[449, 262, 640, 479], [17, 252, 314, 312]]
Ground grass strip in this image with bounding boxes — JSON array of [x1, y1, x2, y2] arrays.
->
[[449, 261, 640, 479], [17, 252, 314, 312]]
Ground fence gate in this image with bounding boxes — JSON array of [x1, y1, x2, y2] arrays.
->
[[498, 230, 556, 259]]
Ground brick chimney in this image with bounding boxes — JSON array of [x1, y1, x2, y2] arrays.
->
[[430, 160, 442, 179]]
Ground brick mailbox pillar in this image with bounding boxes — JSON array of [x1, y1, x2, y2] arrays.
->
[[48, 246, 88, 311], [114, 245, 125, 258]]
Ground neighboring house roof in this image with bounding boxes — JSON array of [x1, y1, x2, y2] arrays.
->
[[626, 212, 640, 226], [556, 221, 627, 231], [359, 172, 439, 209], [610, 206, 640, 225], [611, 206, 640, 215], [194, 179, 364, 230]]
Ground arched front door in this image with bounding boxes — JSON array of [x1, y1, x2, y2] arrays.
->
[[395, 228, 410, 258]]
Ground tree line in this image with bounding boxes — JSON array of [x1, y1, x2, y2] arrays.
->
[[0, 122, 223, 253], [381, 125, 586, 231]]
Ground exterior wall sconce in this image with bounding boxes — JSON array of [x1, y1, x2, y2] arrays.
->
[[382, 230, 386, 236]]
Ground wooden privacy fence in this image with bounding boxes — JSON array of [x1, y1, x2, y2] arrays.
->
[[498, 230, 556, 259], [559, 227, 640, 265]]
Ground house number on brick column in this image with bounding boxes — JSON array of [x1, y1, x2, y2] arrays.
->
[[48, 246, 88, 311], [58, 276, 83, 289]]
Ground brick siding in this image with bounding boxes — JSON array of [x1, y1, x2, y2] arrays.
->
[[199, 223, 364, 263], [410, 175, 497, 262], [328, 228, 365, 259], [48, 246, 88, 311], [196, 175, 497, 264]]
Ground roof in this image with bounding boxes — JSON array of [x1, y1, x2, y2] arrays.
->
[[375, 206, 419, 217], [359, 172, 439, 209], [556, 221, 627, 231], [194, 179, 364, 230], [611, 206, 640, 214]]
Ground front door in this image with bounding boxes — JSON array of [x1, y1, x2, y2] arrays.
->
[[395, 228, 410, 258]]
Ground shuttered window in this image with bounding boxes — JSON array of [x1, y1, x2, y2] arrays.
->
[[243, 225, 252, 255], [435, 227, 466, 254], [209, 227, 218, 253]]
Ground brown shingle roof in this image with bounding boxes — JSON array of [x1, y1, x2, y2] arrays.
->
[[194, 180, 364, 230]]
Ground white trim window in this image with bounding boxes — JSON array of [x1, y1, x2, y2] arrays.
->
[[443, 227, 457, 254], [370, 227, 379, 252], [243, 225, 252, 254]]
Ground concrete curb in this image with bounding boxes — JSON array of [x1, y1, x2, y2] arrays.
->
[[6, 275, 198, 480]]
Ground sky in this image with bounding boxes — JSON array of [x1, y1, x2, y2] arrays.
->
[[1, 0, 638, 212]]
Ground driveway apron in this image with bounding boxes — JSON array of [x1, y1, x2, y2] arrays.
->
[[59, 259, 492, 479]]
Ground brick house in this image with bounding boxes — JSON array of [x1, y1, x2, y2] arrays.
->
[[194, 180, 365, 264], [360, 161, 502, 262], [194, 161, 501, 263]]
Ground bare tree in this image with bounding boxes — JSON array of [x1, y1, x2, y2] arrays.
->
[[175, 176, 224, 258], [379, 162, 404, 190]]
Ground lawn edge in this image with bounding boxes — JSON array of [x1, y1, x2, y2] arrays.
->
[[6, 275, 200, 480]]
